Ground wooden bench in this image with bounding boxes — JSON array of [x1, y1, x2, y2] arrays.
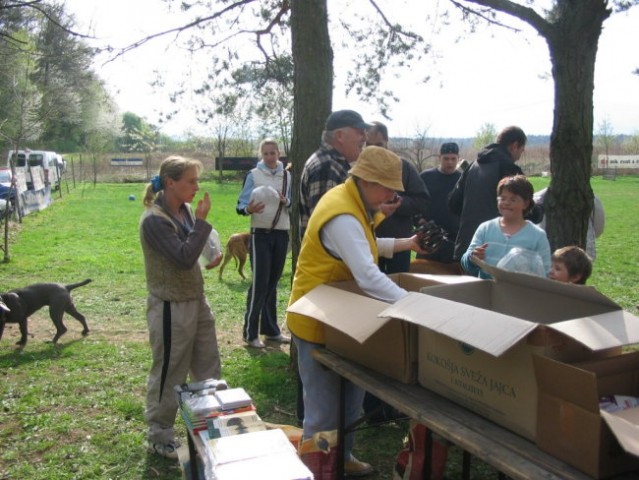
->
[[313, 349, 638, 480]]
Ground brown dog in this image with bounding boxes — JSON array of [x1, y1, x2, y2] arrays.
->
[[0, 279, 92, 345], [219, 233, 250, 280]]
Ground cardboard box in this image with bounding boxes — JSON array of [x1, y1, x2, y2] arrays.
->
[[288, 262, 639, 441], [378, 262, 639, 440], [287, 273, 480, 383], [535, 352, 639, 478]]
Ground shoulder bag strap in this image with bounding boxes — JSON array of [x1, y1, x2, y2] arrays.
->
[[269, 169, 288, 231]]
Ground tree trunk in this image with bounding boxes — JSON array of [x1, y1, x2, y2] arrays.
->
[[463, 0, 612, 253], [544, 3, 610, 251], [289, 0, 333, 271]]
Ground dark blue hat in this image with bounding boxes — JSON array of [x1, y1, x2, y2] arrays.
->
[[440, 142, 459, 155], [325, 110, 372, 131]]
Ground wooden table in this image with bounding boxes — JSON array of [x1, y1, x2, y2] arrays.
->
[[312, 348, 622, 480], [181, 414, 214, 480]]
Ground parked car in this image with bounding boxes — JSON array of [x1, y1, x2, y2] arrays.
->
[[0, 167, 16, 201], [0, 197, 12, 220]]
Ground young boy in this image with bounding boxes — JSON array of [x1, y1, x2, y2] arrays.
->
[[549, 245, 593, 284]]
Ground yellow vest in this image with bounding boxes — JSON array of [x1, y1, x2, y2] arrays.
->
[[286, 178, 386, 343]]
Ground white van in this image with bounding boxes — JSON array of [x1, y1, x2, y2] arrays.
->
[[28, 151, 61, 188], [6, 149, 28, 169], [6, 149, 62, 190], [7, 149, 66, 190]]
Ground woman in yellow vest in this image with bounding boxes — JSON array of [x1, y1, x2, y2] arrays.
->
[[287, 146, 425, 477]]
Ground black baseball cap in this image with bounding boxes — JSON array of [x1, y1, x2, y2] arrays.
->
[[440, 142, 459, 155], [325, 110, 372, 131]]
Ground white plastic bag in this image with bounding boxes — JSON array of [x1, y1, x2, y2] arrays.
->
[[496, 247, 546, 277], [199, 228, 222, 267]]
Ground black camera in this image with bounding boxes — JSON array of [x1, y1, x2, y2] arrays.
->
[[414, 220, 449, 254]]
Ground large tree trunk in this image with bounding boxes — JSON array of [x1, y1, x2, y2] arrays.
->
[[462, 0, 612, 252], [544, 3, 610, 251], [289, 0, 333, 270]]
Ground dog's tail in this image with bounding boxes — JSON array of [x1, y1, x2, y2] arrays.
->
[[66, 279, 93, 291]]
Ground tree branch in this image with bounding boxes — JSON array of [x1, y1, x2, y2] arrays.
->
[[107, 0, 259, 63], [450, 0, 551, 36]]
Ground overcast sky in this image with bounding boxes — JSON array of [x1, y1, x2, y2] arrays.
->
[[65, 0, 639, 139]]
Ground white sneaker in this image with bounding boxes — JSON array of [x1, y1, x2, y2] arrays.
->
[[245, 338, 266, 348]]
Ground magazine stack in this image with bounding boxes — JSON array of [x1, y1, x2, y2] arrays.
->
[[176, 379, 312, 480]]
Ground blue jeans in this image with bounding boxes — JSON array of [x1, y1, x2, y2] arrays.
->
[[294, 335, 365, 459]]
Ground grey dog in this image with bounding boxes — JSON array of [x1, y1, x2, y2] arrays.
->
[[0, 279, 92, 345]]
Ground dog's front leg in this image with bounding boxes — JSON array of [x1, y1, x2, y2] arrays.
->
[[17, 319, 29, 345]]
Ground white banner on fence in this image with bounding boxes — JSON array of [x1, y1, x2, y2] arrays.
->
[[111, 158, 143, 167], [598, 155, 639, 168], [19, 185, 51, 217]]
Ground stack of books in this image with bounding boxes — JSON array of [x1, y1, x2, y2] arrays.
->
[[207, 410, 267, 439], [200, 428, 313, 480], [177, 380, 312, 479], [175, 379, 258, 433]]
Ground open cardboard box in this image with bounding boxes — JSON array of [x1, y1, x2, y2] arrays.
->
[[287, 262, 639, 441], [377, 261, 639, 440], [534, 352, 639, 478], [287, 272, 480, 383]]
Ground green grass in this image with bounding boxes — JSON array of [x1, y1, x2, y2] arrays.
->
[[0, 176, 637, 479], [529, 176, 639, 315]]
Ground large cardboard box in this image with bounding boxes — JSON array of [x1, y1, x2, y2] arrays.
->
[[535, 353, 639, 479], [287, 273, 480, 383], [378, 263, 639, 440], [287, 264, 639, 441]]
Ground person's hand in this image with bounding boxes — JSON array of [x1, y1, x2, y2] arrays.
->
[[195, 192, 211, 220], [408, 234, 429, 255], [380, 194, 402, 217], [393, 234, 427, 255], [278, 193, 287, 205], [471, 243, 488, 261], [246, 200, 265, 214], [204, 253, 223, 270]]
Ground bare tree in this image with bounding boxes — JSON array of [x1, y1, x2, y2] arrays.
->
[[108, 0, 427, 263], [452, 0, 638, 251], [595, 118, 616, 165], [406, 126, 438, 172]]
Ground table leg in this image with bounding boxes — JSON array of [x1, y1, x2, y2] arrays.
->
[[463, 450, 471, 480], [187, 432, 199, 480], [337, 375, 346, 479], [425, 427, 433, 480]]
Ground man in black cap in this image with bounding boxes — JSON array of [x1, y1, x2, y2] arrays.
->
[[295, 109, 370, 443], [417, 142, 462, 264], [299, 109, 370, 236]]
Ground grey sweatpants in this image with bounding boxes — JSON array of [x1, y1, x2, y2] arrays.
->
[[145, 294, 221, 443]]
